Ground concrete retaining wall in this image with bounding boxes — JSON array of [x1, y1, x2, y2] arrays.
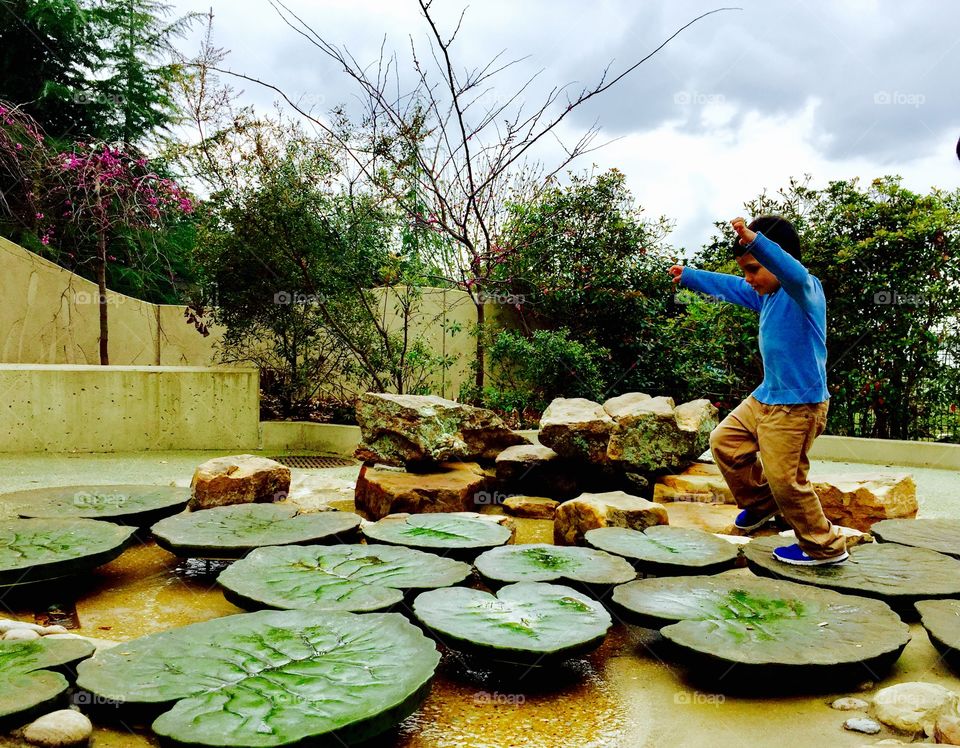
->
[[0, 364, 260, 452]]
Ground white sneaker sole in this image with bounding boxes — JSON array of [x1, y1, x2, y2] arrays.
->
[[772, 550, 849, 566]]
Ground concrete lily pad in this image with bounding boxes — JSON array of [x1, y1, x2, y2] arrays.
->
[[218, 544, 472, 612], [474, 543, 635, 596], [413, 582, 612, 665], [584, 525, 739, 576], [150, 504, 362, 559], [0, 518, 136, 585], [743, 536, 960, 615], [872, 518, 960, 559], [75, 608, 440, 746], [11, 485, 189, 527], [915, 599, 960, 674], [0, 637, 95, 727], [612, 573, 910, 685], [361, 513, 512, 559]]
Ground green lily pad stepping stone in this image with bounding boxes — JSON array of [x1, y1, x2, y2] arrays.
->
[[0, 518, 136, 586], [612, 574, 910, 685], [915, 599, 960, 674], [413, 582, 612, 665], [872, 518, 960, 559], [150, 504, 362, 559], [474, 544, 635, 597], [10, 485, 189, 527], [0, 637, 95, 728], [361, 513, 512, 559], [75, 608, 440, 747], [743, 536, 960, 615], [584, 526, 739, 576], [218, 544, 472, 612]]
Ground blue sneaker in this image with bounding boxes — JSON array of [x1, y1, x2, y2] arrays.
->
[[733, 507, 780, 532], [772, 543, 849, 566]]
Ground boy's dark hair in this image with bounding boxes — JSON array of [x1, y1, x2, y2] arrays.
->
[[733, 214, 802, 262]]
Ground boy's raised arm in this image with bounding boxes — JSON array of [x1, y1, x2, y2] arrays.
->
[[670, 265, 762, 311], [731, 217, 815, 307]]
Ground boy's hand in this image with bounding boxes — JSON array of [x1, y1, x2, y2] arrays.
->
[[668, 265, 684, 285], [730, 217, 757, 246]]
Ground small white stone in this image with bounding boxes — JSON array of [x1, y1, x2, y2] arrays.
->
[[843, 717, 881, 734], [831, 697, 870, 711], [40, 625, 69, 635], [22, 709, 92, 747], [0, 619, 44, 633], [3, 628, 42, 641]]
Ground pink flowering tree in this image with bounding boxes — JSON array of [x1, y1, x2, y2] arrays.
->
[[55, 143, 194, 363]]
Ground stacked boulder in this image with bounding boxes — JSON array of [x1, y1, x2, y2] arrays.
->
[[353, 393, 530, 520]]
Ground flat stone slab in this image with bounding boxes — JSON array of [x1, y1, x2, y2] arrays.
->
[[10, 485, 189, 527], [743, 536, 960, 614], [872, 518, 960, 559], [151, 504, 362, 559], [354, 462, 494, 520], [218, 543, 472, 613], [0, 637, 95, 726], [611, 573, 910, 685], [584, 526, 739, 576], [75, 609, 440, 746], [0, 518, 136, 586], [474, 543, 635, 597], [915, 599, 960, 675], [360, 513, 512, 560], [413, 582, 612, 666], [502, 495, 560, 520]]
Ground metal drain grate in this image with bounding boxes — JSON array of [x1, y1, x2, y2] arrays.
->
[[269, 455, 359, 469]]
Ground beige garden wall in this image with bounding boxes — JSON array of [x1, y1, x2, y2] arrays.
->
[[0, 236, 222, 366], [0, 235, 508, 400]]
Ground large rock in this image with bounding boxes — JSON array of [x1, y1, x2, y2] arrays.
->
[[189, 455, 291, 510], [554, 490, 668, 546], [353, 462, 495, 520], [495, 444, 580, 499], [538, 398, 615, 463], [654, 466, 917, 532], [606, 395, 718, 473], [354, 393, 528, 466], [816, 474, 918, 532], [872, 682, 958, 735]]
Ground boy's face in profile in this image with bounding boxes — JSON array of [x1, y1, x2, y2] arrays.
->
[[736, 253, 781, 295]]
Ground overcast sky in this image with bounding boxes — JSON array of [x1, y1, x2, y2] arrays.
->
[[169, 0, 960, 255]]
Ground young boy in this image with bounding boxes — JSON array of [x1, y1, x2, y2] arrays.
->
[[668, 216, 847, 566]]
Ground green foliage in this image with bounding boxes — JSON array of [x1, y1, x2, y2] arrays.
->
[[0, 0, 194, 145], [194, 120, 453, 415], [462, 327, 607, 423], [682, 176, 960, 439], [491, 169, 676, 405]]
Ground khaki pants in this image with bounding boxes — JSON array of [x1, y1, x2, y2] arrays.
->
[[709, 395, 846, 558]]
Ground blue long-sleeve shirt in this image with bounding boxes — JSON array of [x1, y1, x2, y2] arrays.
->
[[679, 231, 829, 405]]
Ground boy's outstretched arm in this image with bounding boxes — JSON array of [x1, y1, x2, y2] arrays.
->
[[668, 263, 762, 311], [730, 217, 816, 307]]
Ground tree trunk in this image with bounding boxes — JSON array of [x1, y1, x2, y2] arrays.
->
[[473, 298, 485, 401], [97, 232, 109, 365]]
